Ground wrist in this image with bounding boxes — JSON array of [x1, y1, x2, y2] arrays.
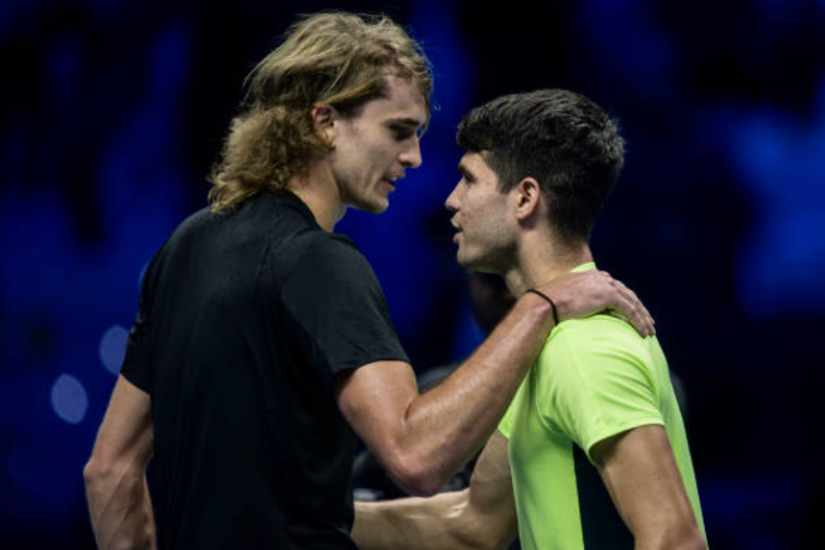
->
[[525, 289, 560, 326], [520, 289, 559, 329]]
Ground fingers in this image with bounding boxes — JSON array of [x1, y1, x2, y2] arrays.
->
[[531, 269, 655, 337], [535, 270, 601, 322], [608, 278, 655, 337], [620, 280, 655, 336]]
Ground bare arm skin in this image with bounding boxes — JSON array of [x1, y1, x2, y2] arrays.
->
[[336, 269, 653, 496], [84, 375, 156, 550], [593, 425, 707, 550], [352, 431, 517, 550]]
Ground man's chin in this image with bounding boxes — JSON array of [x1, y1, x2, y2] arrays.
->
[[350, 197, 389, 215], [456, 252, 476, 270], [456, 252, 502, 275]]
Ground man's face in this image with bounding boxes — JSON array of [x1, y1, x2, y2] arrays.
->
[[329, 76, 426, 214], [445, 152, 517, 274]]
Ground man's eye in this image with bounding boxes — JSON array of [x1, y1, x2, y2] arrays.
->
[[391, 127, 415, 140]]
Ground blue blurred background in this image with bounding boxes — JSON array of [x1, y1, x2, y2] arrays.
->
[[1, 0, 824, 548]]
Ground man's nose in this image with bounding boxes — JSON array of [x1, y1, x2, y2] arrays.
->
[[399, 136, 422, 169], [445, 185, 460, 212]]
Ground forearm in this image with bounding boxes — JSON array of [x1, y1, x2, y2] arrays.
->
[[340, 270, 654, 496], [353, 491, 497, 550], [85, 464, 156, 550], [398, 294, 552, 492]]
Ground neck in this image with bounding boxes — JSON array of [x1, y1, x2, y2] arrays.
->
[[503, 232, 593, 297], [287, 163, 345, 232]]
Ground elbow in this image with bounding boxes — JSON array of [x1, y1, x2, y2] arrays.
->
[[83, 453, 117, 490], [384, 452, 447, 497], [401, 477, 443, 498], [392, 467, 444, 498], [83, 456, 106, 487]]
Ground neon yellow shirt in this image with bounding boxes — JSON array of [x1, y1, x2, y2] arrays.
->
[[499, 263, 706, 550]]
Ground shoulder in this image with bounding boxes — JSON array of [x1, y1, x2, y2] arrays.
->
[[276, 231, 383, 306], [534, 315, 658, 394], [166, 205, 216, 243], [533, 316, 665, 452], [136, 207, 214, 285], [254, 192, 367, 265], [305, 231, 361, 256], [544, 315, 651, 367], [290, 231, 372, 274], [552, 313, 640, 342]]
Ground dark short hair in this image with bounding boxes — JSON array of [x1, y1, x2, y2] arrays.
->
[[456, 89, 625, 243]]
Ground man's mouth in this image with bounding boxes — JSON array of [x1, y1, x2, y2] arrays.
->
[[452, 223, 463, 243], [382, 175, 402, 191]]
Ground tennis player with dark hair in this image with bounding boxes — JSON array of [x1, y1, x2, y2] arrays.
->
[[83, 15, 654, 550], [354, 90, 707, 550]]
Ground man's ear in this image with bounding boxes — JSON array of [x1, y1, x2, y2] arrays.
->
[[311, 104, 338, 146], [514, 177, 542, 222]]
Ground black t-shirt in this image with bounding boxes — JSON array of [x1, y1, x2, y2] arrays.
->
[[121, 191, 409, 550]]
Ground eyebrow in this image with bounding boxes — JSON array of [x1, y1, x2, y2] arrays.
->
[[458, 162, 475, 180], [387, 117, 425, 130]]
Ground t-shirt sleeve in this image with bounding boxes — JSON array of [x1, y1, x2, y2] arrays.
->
[[535, 316, 664, 462], [498, 397, 516, 439], [120, 245, 166, 395], [278, 235, 409, 383]]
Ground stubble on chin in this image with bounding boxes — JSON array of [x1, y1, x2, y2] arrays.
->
[[351, 195, 389, 215]]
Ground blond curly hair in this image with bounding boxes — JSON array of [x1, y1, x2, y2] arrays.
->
[[208, 12, 433, 212]]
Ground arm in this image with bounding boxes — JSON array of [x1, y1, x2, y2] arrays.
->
[[336, 269, 653, 496], [84, 375, 156, 550], [592, 426, 707, 550], [352, 431, 517, 550]]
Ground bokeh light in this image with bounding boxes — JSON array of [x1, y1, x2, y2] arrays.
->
[[50, 374, 88, 425], [99, 325, 128, 375]]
